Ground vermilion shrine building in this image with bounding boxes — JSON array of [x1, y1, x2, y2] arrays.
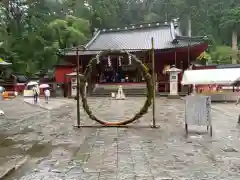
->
[[55, 20, 208, 96]]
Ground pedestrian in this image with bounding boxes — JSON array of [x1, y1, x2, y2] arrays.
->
[[32, 85, 39, 104], [32, 86, 37, 103], [44, 88, 50, 104], [236, 97, 240, 105]]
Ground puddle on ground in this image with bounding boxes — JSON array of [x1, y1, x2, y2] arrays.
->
[[18, 127, 35, 134], [0, 135, 7, 144], [2, 145, 69, 179], [26, 143, 54, 158], [1, 140, 84, 180], [1, 138, 26, 147]]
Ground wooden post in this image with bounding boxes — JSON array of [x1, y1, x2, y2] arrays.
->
[[187, 39, 191, 94], [151, 37, 157, 128], [76, 48, 81, 127], [174, 51, 177, 67], [64, 75, 66, 98]]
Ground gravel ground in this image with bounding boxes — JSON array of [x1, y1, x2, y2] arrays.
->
[[0, 97, 240, 180]]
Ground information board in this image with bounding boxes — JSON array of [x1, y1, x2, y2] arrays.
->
[[185, 95, 211, 126], [23, 90, 34, 97]]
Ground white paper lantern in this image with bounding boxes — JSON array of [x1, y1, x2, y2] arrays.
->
[[128, 54, 132, 65], [96, 54, 100, 64], [118, 56, 123, 66], [108, 56, 112, 67]]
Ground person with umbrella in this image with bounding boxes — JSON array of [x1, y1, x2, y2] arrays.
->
[[40, 84, 50, 103], [32, 85, 39, 104], [44, 88, 50, 104], [0, 86, 5, 99], [25, 81, 38, 103], [0, 86, 5, 115]]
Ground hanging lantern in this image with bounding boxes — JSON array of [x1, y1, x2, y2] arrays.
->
[[96, 54, 100, 64], [118, 56, 123, 66], [128, 54, 132, 65], [107, 56, 111, 67]]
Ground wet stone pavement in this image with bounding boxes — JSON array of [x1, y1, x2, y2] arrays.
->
[[0, 97, 240, 179]]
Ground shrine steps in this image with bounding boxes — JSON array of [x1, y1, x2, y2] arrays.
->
[[91, 87, 146, 97], [90, 83, 188, 97], [90, 89, 188, 97]]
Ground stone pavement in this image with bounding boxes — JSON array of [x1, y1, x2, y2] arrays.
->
[[23, 97, 74, 110], [0, 97, 240, 179]]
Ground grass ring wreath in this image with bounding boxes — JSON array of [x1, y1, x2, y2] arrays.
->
[[79, 50, 153, 126]]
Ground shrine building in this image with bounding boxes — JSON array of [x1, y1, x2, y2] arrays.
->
[[56, 19, 208, 96]]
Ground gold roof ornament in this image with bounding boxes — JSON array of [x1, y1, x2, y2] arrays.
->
[[163, 65, 170, 74]]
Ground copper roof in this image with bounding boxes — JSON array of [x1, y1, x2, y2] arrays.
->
[[65, 21, 207, 56]]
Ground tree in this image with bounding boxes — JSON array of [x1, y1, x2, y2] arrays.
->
[[0, 0, 240, 77], [220, 7, 240, 63], [48, 15, 90, 49], [210, 46, 237, 64], [0, 0, 56, 75]]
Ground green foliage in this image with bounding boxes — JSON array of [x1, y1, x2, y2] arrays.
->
[[210, 46, 237, 64], [0, 0, 239, 76], [48, 15, 89, 49], [0, 0, 90, 76], [196, 51, 211, 65], [220, 7, 240, 30]]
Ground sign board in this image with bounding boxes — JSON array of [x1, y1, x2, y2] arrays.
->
[[23, 90, 34, 97], [71, 87, 77, 97], [185, 95, 211, 126], [72, 78, 77, 86], [171, 75, 176, 80]]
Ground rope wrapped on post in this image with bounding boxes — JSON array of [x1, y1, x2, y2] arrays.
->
[[79, 50, 153, 126]]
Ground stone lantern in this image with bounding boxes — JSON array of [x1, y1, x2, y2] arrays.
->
[[166, 65, 181, 99]]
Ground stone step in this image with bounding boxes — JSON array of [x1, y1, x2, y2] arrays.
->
[[92, 88, 146, 96], [91, 91, 188, 97], [93, 89, 146, 93], [91, 84, 188, 97]]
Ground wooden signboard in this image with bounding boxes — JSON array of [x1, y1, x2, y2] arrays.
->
[[185, 95, 212, 136]]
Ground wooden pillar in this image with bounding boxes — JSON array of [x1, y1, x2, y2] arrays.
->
[[187, 40, 191, 94], [188, 40, 190, 66], [151, 37, 156, 128], [174, 51, 180, 92], [64, 75, 67, 97], [174, 51, 177, 67]]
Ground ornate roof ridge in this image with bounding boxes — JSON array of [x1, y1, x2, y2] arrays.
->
[[96, 21, 171, 33]]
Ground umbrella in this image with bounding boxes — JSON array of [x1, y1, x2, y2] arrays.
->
[[27, 81, 38, 86], [39, 84, 49, 88], [0, 86, 5, 93]]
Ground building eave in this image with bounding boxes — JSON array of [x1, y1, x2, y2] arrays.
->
[[84, 30, 101, 49], [64, 20, 209, 57], [175, 35, 208, 42]]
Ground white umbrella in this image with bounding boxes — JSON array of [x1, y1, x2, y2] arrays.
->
[[0, 86, 5, 93], [0, 110, 4, 115], [39, 84, 49, 88], [27, 81, 38, 86]]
